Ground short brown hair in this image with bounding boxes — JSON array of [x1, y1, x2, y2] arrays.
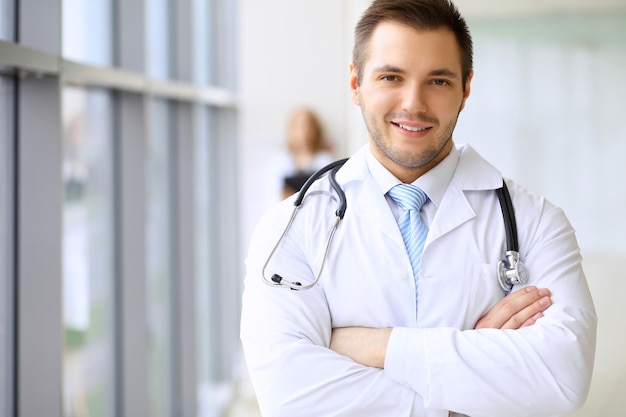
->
[[352, 0, 473, 89]]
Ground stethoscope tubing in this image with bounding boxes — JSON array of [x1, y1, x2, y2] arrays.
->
[[496, 183, 518, 252], [262, 160, 348, 290], [262, 158, 528, 292]]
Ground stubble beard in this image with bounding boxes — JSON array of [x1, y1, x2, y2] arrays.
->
[[361, 103, 460, 172]]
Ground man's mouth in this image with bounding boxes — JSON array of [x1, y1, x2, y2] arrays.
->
[[394, 122, 430, 132]]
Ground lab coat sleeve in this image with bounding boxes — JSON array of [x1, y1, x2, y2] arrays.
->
[[240, 203, 441, 417], [384, 195, 597, 417]]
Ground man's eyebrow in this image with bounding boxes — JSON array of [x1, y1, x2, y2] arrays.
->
[[429, 68, 459, 78], [371, 65, 406, 74], [370, 66, 460, 78]]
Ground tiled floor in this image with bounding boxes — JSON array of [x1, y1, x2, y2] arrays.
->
[[228, 255, 625, 417]]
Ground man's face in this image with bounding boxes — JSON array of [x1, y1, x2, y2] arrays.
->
[[350, 22, 472, 183]]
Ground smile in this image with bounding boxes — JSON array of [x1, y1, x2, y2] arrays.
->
[[395, 123, 429, 132]]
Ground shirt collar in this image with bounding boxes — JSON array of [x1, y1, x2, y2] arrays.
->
[[365, 143, 460, 208]]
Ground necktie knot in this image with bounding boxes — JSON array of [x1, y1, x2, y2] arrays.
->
[[388, 184, 428, 213]]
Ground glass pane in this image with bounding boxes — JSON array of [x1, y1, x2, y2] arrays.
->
[[0, 75, 14, 417], [146, 98, 176, 417], [192, 0, 214, 85], [0, 0, 14, 41], [146, 0, 173, 79], [62, 87, 116, 417], [62, 0, 113, 66], [195, 106, 220, 414], [212, 1, 237, 89]]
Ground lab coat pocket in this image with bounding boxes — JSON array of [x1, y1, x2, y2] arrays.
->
[[470, 263, 506, 326], [417, 262, 498, 329]]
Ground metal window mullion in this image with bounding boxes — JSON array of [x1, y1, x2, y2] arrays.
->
[[62, 59, 236, 106], [116, 91, 149, 417], [3, 73, 16, 417], [17, 76, 63, 417], [0, 41, 238, 107], [61, 60, 145, 93], [173, 0, 193, 83], [114, 2, 149, 415], [17, 2, 62, 416], [214, 107, 240, 381], [0, 40, 58, 76], [18, 0, 60, 55], [174, 101, 197, 417], [116, 0, 146, 73]]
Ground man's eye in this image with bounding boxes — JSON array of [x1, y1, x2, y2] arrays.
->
[[432, 79, 451, 86], [381, 75, 399, 81]]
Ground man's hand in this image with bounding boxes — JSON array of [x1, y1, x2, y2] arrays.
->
[[475, 286, 552, 329], [329, 327, 391, 368]]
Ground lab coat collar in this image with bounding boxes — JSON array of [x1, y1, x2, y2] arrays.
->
[[335, 143, 504, 246], [427, 143, 504, 244], [360, 144, 458, 209], [336, 143, 503, 193], [453, 143, 503, 191]]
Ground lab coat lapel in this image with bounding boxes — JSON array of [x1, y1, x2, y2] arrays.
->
[[425, 144, 503, 246], [337, 149, 406, 250], [354, 176, 405, 247], [426, 182, 474, 246]]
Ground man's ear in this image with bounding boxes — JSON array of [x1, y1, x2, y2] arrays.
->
[[349, 63, 360, 106], [459, 70, 473, 111]]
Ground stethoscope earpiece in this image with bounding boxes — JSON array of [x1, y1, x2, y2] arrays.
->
[[270, 274, 302, 290]]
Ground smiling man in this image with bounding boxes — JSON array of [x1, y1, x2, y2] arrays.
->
[[240, 1, 596, 416]]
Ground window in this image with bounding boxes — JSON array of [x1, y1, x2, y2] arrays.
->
[[0, 74, 14, 417], [194, 106, 222, 414], [146, 0, 173, 79], [62, 0, 113, 66], [146, 98, 177, 417], [2, 0, 240, 415], [62, 87, 116, 417], [0, 0, 14, 41], [195, 105, 240, 415], [192, 0, 213, 85]]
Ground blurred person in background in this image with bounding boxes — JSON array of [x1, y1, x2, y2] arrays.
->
[[274, 107, 334, 199]]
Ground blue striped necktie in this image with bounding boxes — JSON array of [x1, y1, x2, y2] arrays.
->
[[387, 184, 429, 310]]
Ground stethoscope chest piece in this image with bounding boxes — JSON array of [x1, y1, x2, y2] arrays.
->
[[497, 250, 528, 292]]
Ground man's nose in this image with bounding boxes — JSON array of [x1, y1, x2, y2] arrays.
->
[[401, 84, 428, 114]]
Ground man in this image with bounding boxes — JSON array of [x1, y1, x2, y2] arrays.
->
[[240, 1, 596, 416]]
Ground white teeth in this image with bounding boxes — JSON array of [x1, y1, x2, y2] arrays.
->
[[398, 123, 427, 132]]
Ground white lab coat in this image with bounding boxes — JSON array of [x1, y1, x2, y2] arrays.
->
[[240, 144, 597, 417]]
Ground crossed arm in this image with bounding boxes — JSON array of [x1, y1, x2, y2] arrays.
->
[[330, 286, 552, 368]]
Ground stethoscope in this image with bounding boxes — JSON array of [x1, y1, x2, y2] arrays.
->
[[262, 158, 528, 293]]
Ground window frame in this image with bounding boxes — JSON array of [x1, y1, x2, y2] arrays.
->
[[0, 73, 15, 417]]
